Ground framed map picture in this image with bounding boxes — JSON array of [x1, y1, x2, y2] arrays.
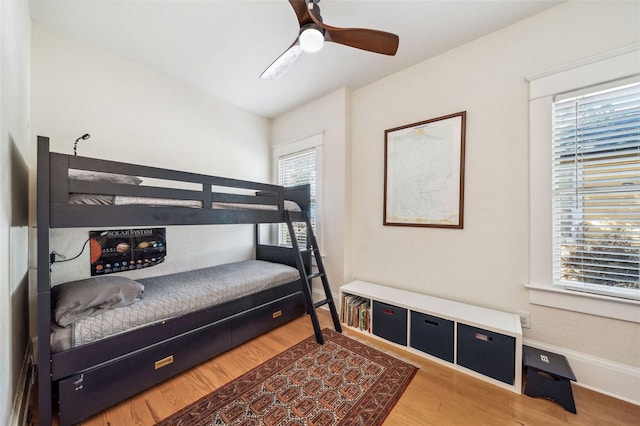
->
[[384, 111, 466, 228]]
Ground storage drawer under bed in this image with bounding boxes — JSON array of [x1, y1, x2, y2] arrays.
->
[[232, 291, 306, 346], [58, 320, 232, 425], [57, 292, 305, 425]]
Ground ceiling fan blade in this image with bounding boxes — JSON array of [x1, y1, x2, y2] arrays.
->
[[308, 6, 399, 56], [324, 27, 399, 56], [260, 40, 303, 80], [288, 0, 312, 26]]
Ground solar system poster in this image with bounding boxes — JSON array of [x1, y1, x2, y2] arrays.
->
[[89, 228, 166, 276]]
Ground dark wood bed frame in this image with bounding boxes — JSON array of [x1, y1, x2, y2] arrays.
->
[[36, 136, 314, 425]]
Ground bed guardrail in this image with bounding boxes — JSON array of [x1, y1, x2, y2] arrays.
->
[[42, 138, 289, 227]]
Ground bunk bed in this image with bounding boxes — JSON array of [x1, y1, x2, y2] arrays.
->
[[36, 136, 315, 425]]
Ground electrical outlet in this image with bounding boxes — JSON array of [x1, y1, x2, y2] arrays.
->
[[517, 310, 531, 329]]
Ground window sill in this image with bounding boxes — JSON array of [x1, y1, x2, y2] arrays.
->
[[525, 284, 640, 323]]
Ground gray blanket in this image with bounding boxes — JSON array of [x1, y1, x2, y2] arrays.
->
[[51, 260, 299, 352]]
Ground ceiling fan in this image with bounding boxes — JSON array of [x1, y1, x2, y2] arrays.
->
[[261, 0, 399, 80]]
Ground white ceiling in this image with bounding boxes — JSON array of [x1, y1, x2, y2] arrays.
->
[[29, 0, 562, 118]]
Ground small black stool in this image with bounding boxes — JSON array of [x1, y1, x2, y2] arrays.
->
[[523, 345, 577, 414]]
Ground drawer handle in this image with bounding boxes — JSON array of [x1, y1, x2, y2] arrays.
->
[[272, 310, 282, 319], [73, 374, 84, 391], [425, 319, 439, 327], [383, 309, 394, 315], [475, 333, 493, 342], [155, 355, 174, 370]]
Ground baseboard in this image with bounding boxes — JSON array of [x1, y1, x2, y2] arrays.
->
[[524, 338, 640, 405], [10, 341, 34, 426]]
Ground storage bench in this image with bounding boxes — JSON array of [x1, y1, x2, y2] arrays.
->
[[340, 280, 523, 393]]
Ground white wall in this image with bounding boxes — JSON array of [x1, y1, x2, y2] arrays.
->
[[0, 0, 31, 423], [271, 88, 352, 296], [30, 22, 272, 288], [349, 1, 639, 401]]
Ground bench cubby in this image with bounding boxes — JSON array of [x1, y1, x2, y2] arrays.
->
[[340, 280, 523, 393]]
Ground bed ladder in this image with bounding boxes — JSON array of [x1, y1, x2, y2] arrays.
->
[[286, 211, 342, 344]]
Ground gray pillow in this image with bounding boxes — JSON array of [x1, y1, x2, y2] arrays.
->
[[69, 169, 143, 185], [53, 275, 144, 327]]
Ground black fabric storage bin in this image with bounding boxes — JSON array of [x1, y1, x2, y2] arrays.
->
[[457, 323, 515, 385], [410, 311, 454, 362], [372, 301, 407, 345]]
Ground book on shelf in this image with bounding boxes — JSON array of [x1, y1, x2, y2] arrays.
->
[[341, 294, 370, 332]]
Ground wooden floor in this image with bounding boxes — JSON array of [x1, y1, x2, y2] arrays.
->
[[35, 310, 639, 425]]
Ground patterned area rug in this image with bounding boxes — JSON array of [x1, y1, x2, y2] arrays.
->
[[156, 328, 417, 426]]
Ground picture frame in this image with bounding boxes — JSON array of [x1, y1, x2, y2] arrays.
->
[[384, 111, 466, 228]]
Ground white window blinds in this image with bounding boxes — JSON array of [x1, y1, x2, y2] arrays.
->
[[279, 149, 316, 196], [278, 148, 316, 246], [552, 78, 640, 299]]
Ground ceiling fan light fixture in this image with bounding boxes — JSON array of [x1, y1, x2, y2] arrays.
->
[[299, 26, 324, 53]]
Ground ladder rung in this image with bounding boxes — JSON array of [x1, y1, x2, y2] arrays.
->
[[313, 299, 332, 309], [299, 248, 316, 253], [307, 272, 324, 280]]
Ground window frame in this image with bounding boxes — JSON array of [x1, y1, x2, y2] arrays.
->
[[272, 133, 324, 250], [526, 46, 640, 323]]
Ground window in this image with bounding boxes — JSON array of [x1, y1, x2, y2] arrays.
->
[[552, 80, 640, 300], [273, 134, 323, 248], [527, 47, 640, 322], [278, 148, 316, 247]]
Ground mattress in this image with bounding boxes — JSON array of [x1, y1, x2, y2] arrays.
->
[[50, 260, 300, 352]]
